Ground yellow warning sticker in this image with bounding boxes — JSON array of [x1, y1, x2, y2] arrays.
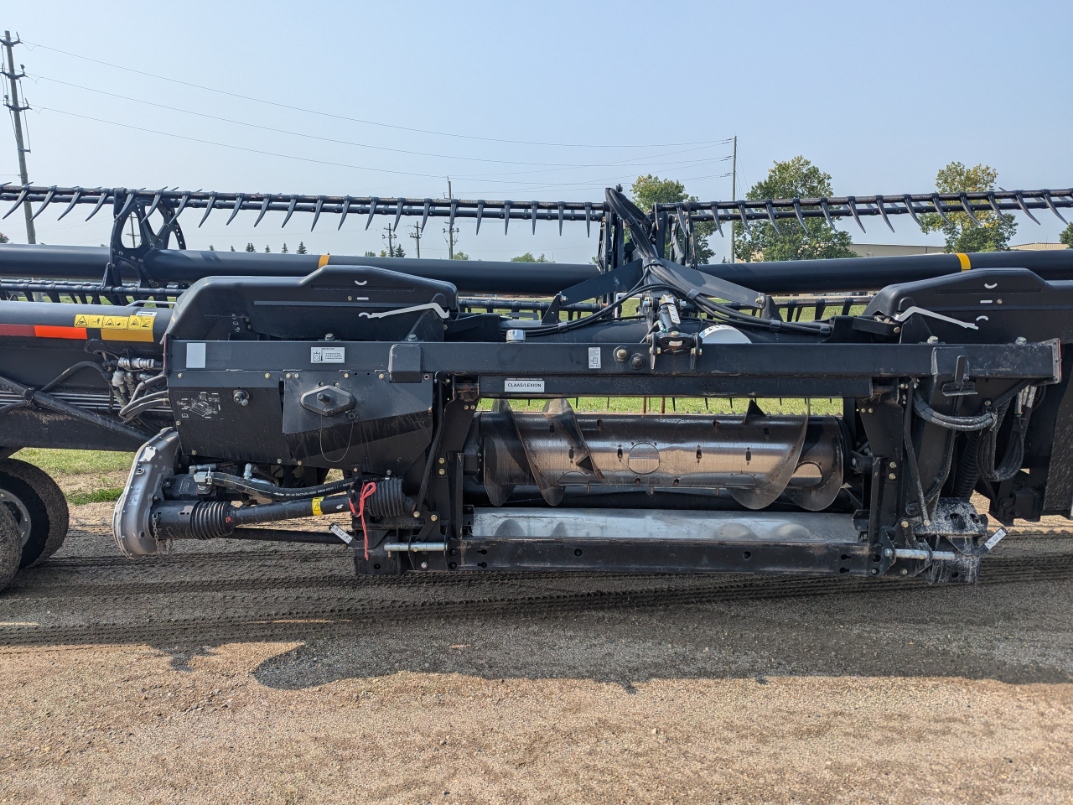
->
[[102, 315, 129, 330], [73, 314, 104, 328], [312, 496, 324, 516], [126, 314, 155, 331]]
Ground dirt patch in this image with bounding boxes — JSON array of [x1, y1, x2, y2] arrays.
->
[[1, 501, 1072, 802]]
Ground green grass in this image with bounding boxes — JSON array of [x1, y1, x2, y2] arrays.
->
[[67, 487, 125, 505], [13, 448, 134, 476]]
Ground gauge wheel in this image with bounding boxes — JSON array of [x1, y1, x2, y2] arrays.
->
[[0, 459, 70, 568]]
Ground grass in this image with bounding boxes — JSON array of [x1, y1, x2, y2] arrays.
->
[[13, 448, 133, 476], [67, 487, 125, 505]]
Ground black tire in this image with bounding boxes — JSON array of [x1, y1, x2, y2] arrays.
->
[[0, 459, 70, 568], [0, 506, 19, 593]]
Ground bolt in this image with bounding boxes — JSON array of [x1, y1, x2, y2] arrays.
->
[[438, 457, 445, 464], [755, 295, 765, 306], [177, 372, 183, 379], [892, 327, 900, 334], [344, 373, 350, 378], [900, 568, 908, 576], [190, 450, 197, 456], [884, 548, 894, 558], [614, 347, 629, 362], [438, 468, 446, 476], [927, 336, 939, 344], [406, 334, 418, 341], [900, 520, 910, 529], [378, 373, 385, 380], [420, 562, 428, 570], [430, 514, 439, 522], [296, 460, 302, 466], [630, 353, 645, 369], [888, 472, 897, 480], [1015, 336, 1027, 345], [889, 461, 897, 469], [870, 568, 879, 575], [265, 373, 271, 379], [286, 373, 291, 379], [412, 511, 421, 519]]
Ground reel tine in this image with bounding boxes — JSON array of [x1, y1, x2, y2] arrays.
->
[[86, 188, 112, 221], [449, 198, 459, 232], [169, 190, 194, 225], [57, 187, 85, 221], [145, 187, 167, 219], [475, 200, 485, 234], [254, 194, 273, 227], [875, 195, 895, 233], [584, 202, 592, 237], [764, 200, 781, 235], [557, 202, 565, 235], [503, 200, 511, 234], [30, 186, 57, 221], [792, 199, 806, 230], [282, 195, 298, 228], [3, 185, 30, 220], [986, 191, 1003, 218], [421, 199, 431, 232], [226, 193, 245, 225], [846, 196, 866, 232], [338, 196, 353, 230], [198, 192, 217, 227], [1014, 192, 1039, 224], [736, 201, 751, 235], [365, 196, 379, 230], [1042, 190, 1067, 224], [531, 201, 538, 234], [116, 187, 141, 222], [820, 198, 836, 228], [311, 195, 325, 231], [930, 193, 954, 226], [959, 193, 981, 226], [902, 194, 923, 230], [393, 199, 404, 232], [710, 202, 723, 236]]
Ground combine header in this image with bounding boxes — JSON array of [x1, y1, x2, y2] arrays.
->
[[0, 181, 1070, 591]]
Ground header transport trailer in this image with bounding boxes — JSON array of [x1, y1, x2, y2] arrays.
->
[[0, 182, 1070, 592]]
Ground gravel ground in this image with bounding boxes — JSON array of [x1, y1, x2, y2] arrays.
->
[[1, 493, 1072, 803]]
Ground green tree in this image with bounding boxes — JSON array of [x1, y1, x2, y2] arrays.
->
[[208, 244, 214, 251], [296, 241, 308, 254], [1059, 222, 1073, 248], [264, 245, 271, 253], [245, 242, 256, 252], [281, 243, 289, 254], [733, 156, 854, 262], [0, 231, 8, 244], [230, 245, 236, 252], [631, 175, 714, 263], [363, 250, 377, 257], [920, 162, 1016, 252], [452, 250, 470, 260], [379, 245, 406, 258], [510, 252, 551, 263]]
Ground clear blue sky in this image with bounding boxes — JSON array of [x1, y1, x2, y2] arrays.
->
[[3, 1, 1071, 261]]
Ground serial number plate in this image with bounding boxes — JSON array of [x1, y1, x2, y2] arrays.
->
[[504, 378, 545, 393]]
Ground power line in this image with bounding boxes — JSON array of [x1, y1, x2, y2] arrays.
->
[[22, 39, 733, 151]]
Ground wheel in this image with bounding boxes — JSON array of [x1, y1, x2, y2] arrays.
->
[[0, 506, 19, 592], [0, 459, 70, 568]]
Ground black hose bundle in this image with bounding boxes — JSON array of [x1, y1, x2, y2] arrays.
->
[[977, 401, 1029, 483]]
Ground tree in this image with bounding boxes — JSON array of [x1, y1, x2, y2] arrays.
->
[[296, 242, 308, 254], [1059, 222, 1073, 248], [452, 250, 470, 261], [230, 245, 236, 252], [363, 250, 377, 258], [920, 162, 1016, 253], [281, 243, 289, 254], [631, 175, 714, 263], [0, 231, 8, 244], [245, 242, 256, 252], [511, 252, 551, 263], [733, 156, 855, 262], [264, 245, 271, 253], [208, 244, 215, 251], [379, 245, 405, 258]]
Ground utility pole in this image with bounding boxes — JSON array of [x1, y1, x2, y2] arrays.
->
[[382, 224, 396, 257], [1, 31, 34, 244], [729, 135, 737, 264], [443, 177, 457, 259], [409, 222, 422, 259]]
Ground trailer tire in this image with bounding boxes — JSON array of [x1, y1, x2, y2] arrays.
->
[[0, 506, 19, 593], [0, 459, 70, 568]]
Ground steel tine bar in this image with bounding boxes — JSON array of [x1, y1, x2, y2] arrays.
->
[[764, 201, 781, 235], [930, 193, 953, 225], [86, 188, 112, 221], [584, 202, 592, 237], [959, 193, 982, 226], [902, 195, 923, 229], [875, 195, 895, 233], [736, 201, 751, 234], [254, 194, 273, 227], [846, 196, 866, 232], [393, 199, 404, 231], [503, 200, 511, 234], [421, 199, 431, 232], [30, 186, 57, 220], [145, 187, 166, 219], [226, 193, 245, 225], [311, 195, 326, 231], [334, 196, 350, 231], [449, 199, 459, 232], [819, 199, 835, 228], [57, 187, 85, 221], [2, 185, 32, 220], [531, 201, 538, 234], [475, 200, 485, 234], [365, 197, 379, 230], [710, 203, 723, 236], [116, 188, 141, 222], [198, 192, 217, 227], [1042, 190, 1068, 224], [1014, 192, 1039, 225], [558, 203, 565, 235], [792, 199, 807, 230], [282, 195, 298, 228], [986, 192, 1003, 219]]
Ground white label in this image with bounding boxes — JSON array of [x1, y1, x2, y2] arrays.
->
[[186, 342, 206, 369], [311, 346, 346, 364], [588, 347, 602, 369], [504, 378, 545, 393]]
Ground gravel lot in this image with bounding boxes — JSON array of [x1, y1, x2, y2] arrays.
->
[[1, 490, 1072, 803]]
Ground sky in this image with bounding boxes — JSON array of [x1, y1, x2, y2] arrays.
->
[[2, 1, 1071, 263]]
